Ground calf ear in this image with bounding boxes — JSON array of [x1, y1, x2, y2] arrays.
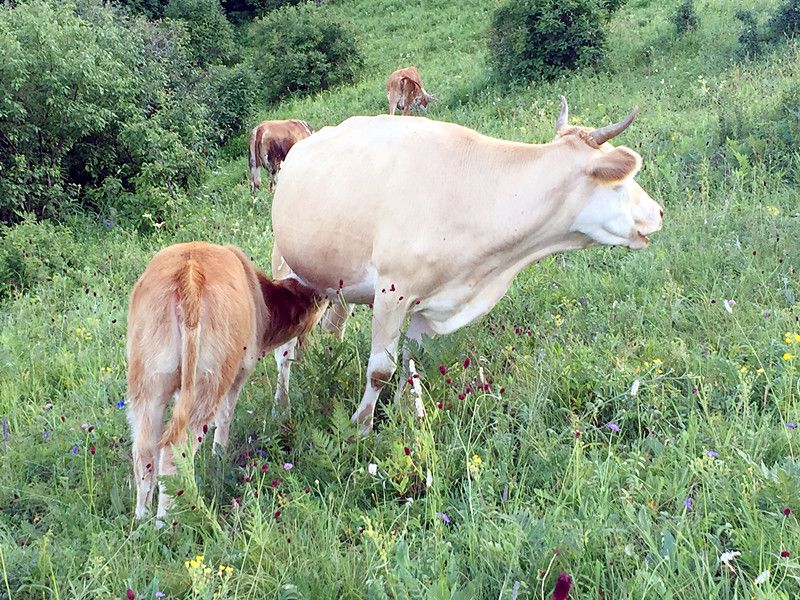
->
[[587, 146, 642, 185]]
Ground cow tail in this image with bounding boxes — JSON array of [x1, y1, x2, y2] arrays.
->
[[159, 260, 204, 448], [248, 126, 261, 193]]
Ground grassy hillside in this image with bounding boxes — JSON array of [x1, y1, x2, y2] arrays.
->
[[2, 0, 800, 598]]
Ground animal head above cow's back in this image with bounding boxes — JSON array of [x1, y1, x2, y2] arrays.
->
[[553, 96, 663, 250]]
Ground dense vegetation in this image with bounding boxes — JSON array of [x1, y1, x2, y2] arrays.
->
[[2, 0, 800, 598]]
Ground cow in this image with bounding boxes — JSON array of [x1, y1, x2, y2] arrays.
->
[[126, 242, 325, 523], [386, 66, 435, 116], [269, 96, 663, 434], [248, 119, 315, 194]]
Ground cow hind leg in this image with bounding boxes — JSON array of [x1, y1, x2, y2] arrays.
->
[[128, 375, 173, 521], [352, 291, 411, 435], [212, 368, 251, 456], [273, 338, 298, 418], [155, 372, 231, 526]]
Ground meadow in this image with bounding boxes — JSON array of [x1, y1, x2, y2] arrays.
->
[[2, 0, 800, 597]]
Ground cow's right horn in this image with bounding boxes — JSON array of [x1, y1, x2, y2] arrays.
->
[[556, 95, 569, 132], [590, 106, 638, 146]]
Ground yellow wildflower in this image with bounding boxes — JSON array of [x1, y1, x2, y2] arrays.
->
[[766, 205, 780, 216], [756, 368, 764, 374], [784, 353, 796, 361], [739, 366, 748, 374], [795, 334, 800, 343]]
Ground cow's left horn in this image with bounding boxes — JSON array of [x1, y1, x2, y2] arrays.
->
[[556, 95, 569, 132], [590, 106, 638, 146]]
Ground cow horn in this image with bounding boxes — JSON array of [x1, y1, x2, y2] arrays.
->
[[556, 95, 569, 132], [590, 106, 638, 145]]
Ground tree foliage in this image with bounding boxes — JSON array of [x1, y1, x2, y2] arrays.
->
[[487, 0, 608, 82]]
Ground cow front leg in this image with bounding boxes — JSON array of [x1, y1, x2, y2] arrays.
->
[[320, 300, 351, 341], [352, 292, 410, 435], [273, 337, 298, 418]]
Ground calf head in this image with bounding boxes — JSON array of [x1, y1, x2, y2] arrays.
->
[[555, 96, 663, 250]]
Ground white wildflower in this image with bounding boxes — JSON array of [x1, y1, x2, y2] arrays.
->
[[368, 463, 378, 477], [754, 570, 770, 585], [724, 299, 736, 314], [426, 469, 433, 489], [630, 379, 640, 397], [719, 550, 741, 565]]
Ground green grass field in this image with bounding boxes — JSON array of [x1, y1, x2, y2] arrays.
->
[[2, 0, 800, 597]]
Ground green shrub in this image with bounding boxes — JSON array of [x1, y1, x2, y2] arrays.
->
[[487, 0, 608, 82], [0, 0, 144, 222], [203, 63, 263, 143], [247, 2, 362, 102], [164, 0, 235, 66], [672, 0, 699, 34], [735, 10, 763, 60], [221, 0, 302, 23], [767, 0, 800, 38], [602, 0, 627, 12]]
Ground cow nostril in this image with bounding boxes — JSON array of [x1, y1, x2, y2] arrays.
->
[[659, 209, 664, 219]]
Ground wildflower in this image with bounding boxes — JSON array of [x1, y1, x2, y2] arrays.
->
[[471, 454, 482, 466], [766, 205, 780, 216], [457, 393, 465, 400], [90, 446, 96, 455], [781, 550, 790, 558], [630, 379, 640, 396], [684, 497, 693, 510], [439, 364, 447, 376], [463, 356, 471, 369], [784, 353, 796, 361], [156, 593, 165, 598], [706, 450, 718, 458], [719, 550, 741, 565], [605, 422, 620, 432], [786, 422, 797, 429], [71, 444, 79, 455], [756, 368, 765, 374], [403, 446, 411, 456], [754, 570, 770, 585], [795, 334, 800, 343], [368, 463, 378, 476], [274, 510, 281, 519], [426, 469, 433, 488], [126, 589, 135, 600], [724, 299, 736, 314], [116, 400, 126, 409], [283, 462, 293, 471], [501, 483, 508, 503], [553, 573, 572, 600], [739, 365, 748, 374], [784, 507, 792, 516], [691, 386, 698, 394], [436, 512, 451, 524]]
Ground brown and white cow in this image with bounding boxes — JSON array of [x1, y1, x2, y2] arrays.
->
[[386, 66, 435, 116], [126, 242, 324, 523], [270, 97, 663, 434], [248, 119, 315, 193]]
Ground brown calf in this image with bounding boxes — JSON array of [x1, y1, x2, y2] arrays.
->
[[126, 242, 324, 523], [248, 119, 314, 194], [386, 66, 435, 116]]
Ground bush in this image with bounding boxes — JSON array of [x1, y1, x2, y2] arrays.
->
[[221, 0, 302, 23], [0, 0, 145, 222], [672, 0, 699, 35], [247, 2, 362, 102], [736, 10, 763, 60], [164, 0, 235, 66], [487, 0, 608, 82], [768, 0, 800, 38]]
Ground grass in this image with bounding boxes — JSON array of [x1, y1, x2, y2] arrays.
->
[[2, 0, 800, 597]]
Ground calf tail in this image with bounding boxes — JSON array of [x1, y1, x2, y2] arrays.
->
[[248, 126, 261, 194], [159, 260, 204, 448]]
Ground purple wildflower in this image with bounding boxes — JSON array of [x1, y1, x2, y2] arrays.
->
[[436, 512, 451, 525], [42, 430, 51, 440], [691, 386, 698, 394], [706, 450, 718, 458], [684, 497, 694, 510], [71, 444, 79, 455], [283, 462, 293, 471], [786, 422, 797, 429], [605, 422, 621, 432], [116, 400, 126, 409], [257, 449, 268, 456]]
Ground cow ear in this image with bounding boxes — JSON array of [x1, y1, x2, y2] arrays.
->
[[586, 146, 642, 185]]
